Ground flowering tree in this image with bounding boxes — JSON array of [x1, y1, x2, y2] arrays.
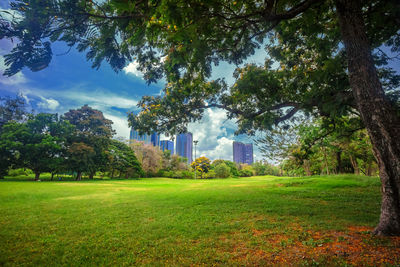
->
[[191, 156, 211, 179]]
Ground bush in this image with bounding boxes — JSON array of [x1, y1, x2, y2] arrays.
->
[[214, 163, 231, 178], [181, 170, 194, 179], [8, 168, 34, 177], [212, 160, 239, 177], [239, 169, 253, 177], [205, 170, 216, 179], [162, 170, 194, 179]]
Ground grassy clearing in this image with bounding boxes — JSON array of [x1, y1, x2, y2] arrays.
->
[[0, 175, 399, 266]]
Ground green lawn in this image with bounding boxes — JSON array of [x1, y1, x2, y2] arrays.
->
[[0, 175, 398, 266]]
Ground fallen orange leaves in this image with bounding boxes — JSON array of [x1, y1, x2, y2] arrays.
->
[[224, 226, 400, 266]]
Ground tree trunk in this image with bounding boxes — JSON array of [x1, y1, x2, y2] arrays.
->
[[336, 150, 342, 174], [34, 171, 40, 181], [336, 0, 400, 236], [51, 172, 55, 181], [322, 147, 330, 175], [303, 160, 311, 176], [76, 171, 82, 181], [111, 169, 115, 178], [349, 155, 360, 175], [89, 172, 94, 179]]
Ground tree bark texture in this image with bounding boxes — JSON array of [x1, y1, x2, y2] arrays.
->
[[336, 0, 400, 236]]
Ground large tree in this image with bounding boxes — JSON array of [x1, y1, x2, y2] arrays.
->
[[0, 113, 74, 180], [0, 94, 29, 178], [1, 0, 400, 235], [64, 105, 115, 179], [107, 139, 143, 178]]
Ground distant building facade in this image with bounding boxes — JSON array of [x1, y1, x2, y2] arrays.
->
[[130, 128, 151, 145], [151, 133, 161, 147], [233, 141, 254, 165], [176, 133, 193, 163], [160, 140, 174, 155]]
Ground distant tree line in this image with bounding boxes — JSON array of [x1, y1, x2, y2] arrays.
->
[[257, 116, 377, 177], [0, 95, 142, 180]]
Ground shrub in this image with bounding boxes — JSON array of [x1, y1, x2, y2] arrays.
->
[[239, 169, 253, 177], [214, 163, 231, 178], [8, 168, 34, 177], [205, 170, 216, 179], [162, 170, 194, 179], [212, 160, 239, 177], [181, 170, 194, 179]]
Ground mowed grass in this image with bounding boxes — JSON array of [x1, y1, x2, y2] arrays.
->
[[0, 175, 398, 266]]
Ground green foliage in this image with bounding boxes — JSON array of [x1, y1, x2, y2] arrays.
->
[[214, 163, 230, 178], [0, 95, 29, 178], [64, 105, 115, 179], [107, 139, 143, 178], [0, 113, 74, 180], [162, 170, 194, 179], [275, 118, 377, 177], [2, 0, 399, 137], [0, 94, 28, 131], [205, 170, 216, 179], [238, 169, 253, 177], [252, 162, 281, 176], [212, 159, 239, 177], [7, 168, 33, 177]]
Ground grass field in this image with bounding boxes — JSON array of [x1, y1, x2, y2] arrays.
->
[[1, 175, 399, 266]]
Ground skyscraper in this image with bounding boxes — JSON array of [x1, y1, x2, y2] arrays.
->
[[129, 128, 151, 144], [160, 140, 174, 155], [233, 141, 254, 165], [176, 133, 193, 163], [151, 133, 161, 147]]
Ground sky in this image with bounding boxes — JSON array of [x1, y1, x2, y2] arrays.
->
[[0, 4, 268, 162]]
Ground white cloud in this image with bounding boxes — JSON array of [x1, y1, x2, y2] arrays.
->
[[187, 108, 264, 162], [123, 61, 143, 77], [19, 86, 139, 111], [188, 108, 236, 161], [199, 136, 233, 161], [37, 97, 59, 110], [69, 91, 138, 109], [103, 112, 130, 139]]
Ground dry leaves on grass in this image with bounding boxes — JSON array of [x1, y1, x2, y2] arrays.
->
[[223, 226, 400, 266]]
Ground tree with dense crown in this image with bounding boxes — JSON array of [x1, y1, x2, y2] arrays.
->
[[64, 105, 115, 179], [214, 162, 231, 178], [212, 159, 239, 177], [107, 139, 143, 178], [1, 0, 400, 235], [0, 94, 28, 132], [191, 156, 211, 178], [0, 113, 74, 180], [0, 94, 29, 178]]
